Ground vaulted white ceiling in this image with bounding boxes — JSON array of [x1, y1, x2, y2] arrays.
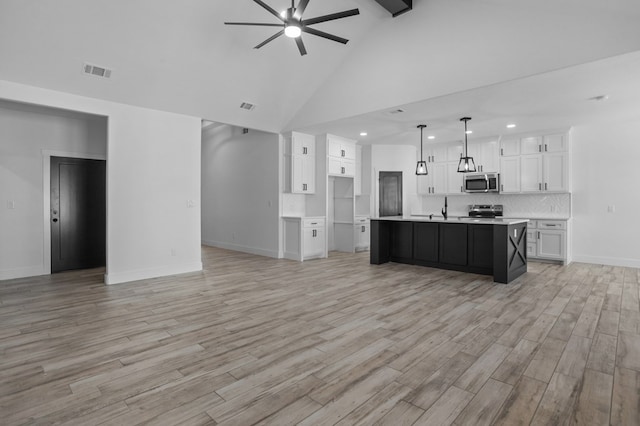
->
[[1, 0, 640, 141]]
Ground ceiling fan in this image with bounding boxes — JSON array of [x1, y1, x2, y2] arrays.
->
[[225, 0, 360, 56]]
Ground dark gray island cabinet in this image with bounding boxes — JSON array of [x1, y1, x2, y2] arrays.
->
[[371, 217, 529, 284]]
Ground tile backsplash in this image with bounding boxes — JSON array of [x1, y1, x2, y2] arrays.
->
[[414, 193, 572, 219]]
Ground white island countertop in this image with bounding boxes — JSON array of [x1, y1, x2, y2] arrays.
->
[[374, 215, 529, 226]]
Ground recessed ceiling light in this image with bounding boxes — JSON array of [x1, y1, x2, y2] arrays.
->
[[427, 136, 435, 140], [506, 124, 516, 129], [360, 132, 368, 136]]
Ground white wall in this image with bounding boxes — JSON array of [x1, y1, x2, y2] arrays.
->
[[0, 101, 106, 280], [370, 145, 418, 218], [0, 79, 203, 284], [572, 116, 640, 267], [201, 125, 280, 258]]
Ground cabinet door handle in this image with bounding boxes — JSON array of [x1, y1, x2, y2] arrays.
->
[[341, 166, 345, 174], [501, 184, 504, 192], [362, 226, 365, 232], [341, 149, 345, 157], [303, 146, 307, 155], [461, 186, 463, 193], [312, 229, 317, 237], [539, 183, 542, 190], [545, 144, 548, 152], [539, 145, 542, 152], [545, 183, 548, 190], [500, 148, 504, 156], [538, 231, 540, 239], [303, 183, 307, 191]]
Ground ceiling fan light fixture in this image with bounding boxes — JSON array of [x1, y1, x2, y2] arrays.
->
[[285, 23, 302, 38]]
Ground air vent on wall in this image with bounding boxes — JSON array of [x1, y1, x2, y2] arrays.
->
[[240, 102, 256, 111], [82, 62, 112, 79]]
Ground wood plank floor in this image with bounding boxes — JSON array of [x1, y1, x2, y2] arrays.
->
[[1, 246, 639, 425]]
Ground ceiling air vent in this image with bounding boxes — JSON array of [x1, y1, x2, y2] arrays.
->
[[82, 62, 112, 79], [240, 102, 256, 111], [389, 109, 405, 115]]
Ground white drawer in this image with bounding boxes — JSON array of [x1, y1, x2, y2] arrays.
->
[[538, 220, 566, 230], [354, 216, 370, 224], [526, 230, 536, 241], [303, 218, 324, 228], [527, 220, 537, 229]]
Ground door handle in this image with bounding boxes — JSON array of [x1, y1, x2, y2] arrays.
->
[[52, 218, 58, 223]]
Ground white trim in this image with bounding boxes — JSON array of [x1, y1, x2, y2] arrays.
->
[[43, 150, 108, 276], [201, 240, 280, 259], [0, 266, 48, 282], [104, 262, 203, 285], [572, 255, 640, 269]]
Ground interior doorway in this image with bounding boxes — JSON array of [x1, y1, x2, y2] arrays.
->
[[379, 171, 402, 217], [50, 156, 106, 273]]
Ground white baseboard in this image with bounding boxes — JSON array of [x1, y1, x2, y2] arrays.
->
[[0, 265, 48, 281], [104, 261, 203, 285], [572, 255, 640, 269], [201, 240, 279, 259]]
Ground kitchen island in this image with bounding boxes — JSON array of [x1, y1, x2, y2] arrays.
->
[[371, 216, 529, 284]]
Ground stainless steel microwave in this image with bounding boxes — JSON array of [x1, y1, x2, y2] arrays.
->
[[463, 173, 500, 193]]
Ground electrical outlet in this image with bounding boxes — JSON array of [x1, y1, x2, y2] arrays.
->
[[187, 200, 196, 208], [607, 205, 616, 213], [6, 200, 15, 209]]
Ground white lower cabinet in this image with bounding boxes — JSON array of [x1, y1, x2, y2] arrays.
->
[[283, 217, 326, 261], [526, 219, 568, 264], [353, 217, 370, 251]]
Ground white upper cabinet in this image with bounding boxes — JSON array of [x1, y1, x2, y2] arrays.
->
[[468, 139, 499, 172], [327, 134, 356, 177], [500, 156, 521, 193], [543, 152, 569, 192], [520, 136, 543, 155], [429, 144, 449, 163], [285, 132, 315, 194], [500, 138, 520, 157], [498, 130, 570, 193], [543, 134, 568, 152], [520, 154, 543, 192]]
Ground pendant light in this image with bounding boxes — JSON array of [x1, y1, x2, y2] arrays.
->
[[416, 124, 428, 175], [457, 117, 476, 173]]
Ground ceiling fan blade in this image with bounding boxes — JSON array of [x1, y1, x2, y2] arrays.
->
[[255, 30, 284, 49], [302, 8, 359, 26], [294, 0, 310, 19], [253, 0, 284, 21], [225, 22, 284, 27], [295, 37, 307, 56], [302, 26, 348, 44]]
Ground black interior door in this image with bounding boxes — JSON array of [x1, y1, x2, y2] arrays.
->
[[51, 157, 106, 273], [379, 171, 402, 217]]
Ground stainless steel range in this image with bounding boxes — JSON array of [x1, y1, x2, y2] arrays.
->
[[468, 204, 504, 218]]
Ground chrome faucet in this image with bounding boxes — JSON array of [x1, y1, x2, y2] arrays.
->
[[442, 196, 448, 220]]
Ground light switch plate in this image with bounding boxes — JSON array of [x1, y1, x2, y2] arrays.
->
[[6, 200, 15, 209]]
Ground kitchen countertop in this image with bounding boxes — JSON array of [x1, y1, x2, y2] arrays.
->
[[374, 215, 529, 226]]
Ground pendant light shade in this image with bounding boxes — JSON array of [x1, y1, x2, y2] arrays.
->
[[416, 124, 428, 175], [457, 117, 477, 173]]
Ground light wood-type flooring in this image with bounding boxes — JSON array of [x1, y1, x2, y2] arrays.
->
[[1, 246, 640, 425]]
